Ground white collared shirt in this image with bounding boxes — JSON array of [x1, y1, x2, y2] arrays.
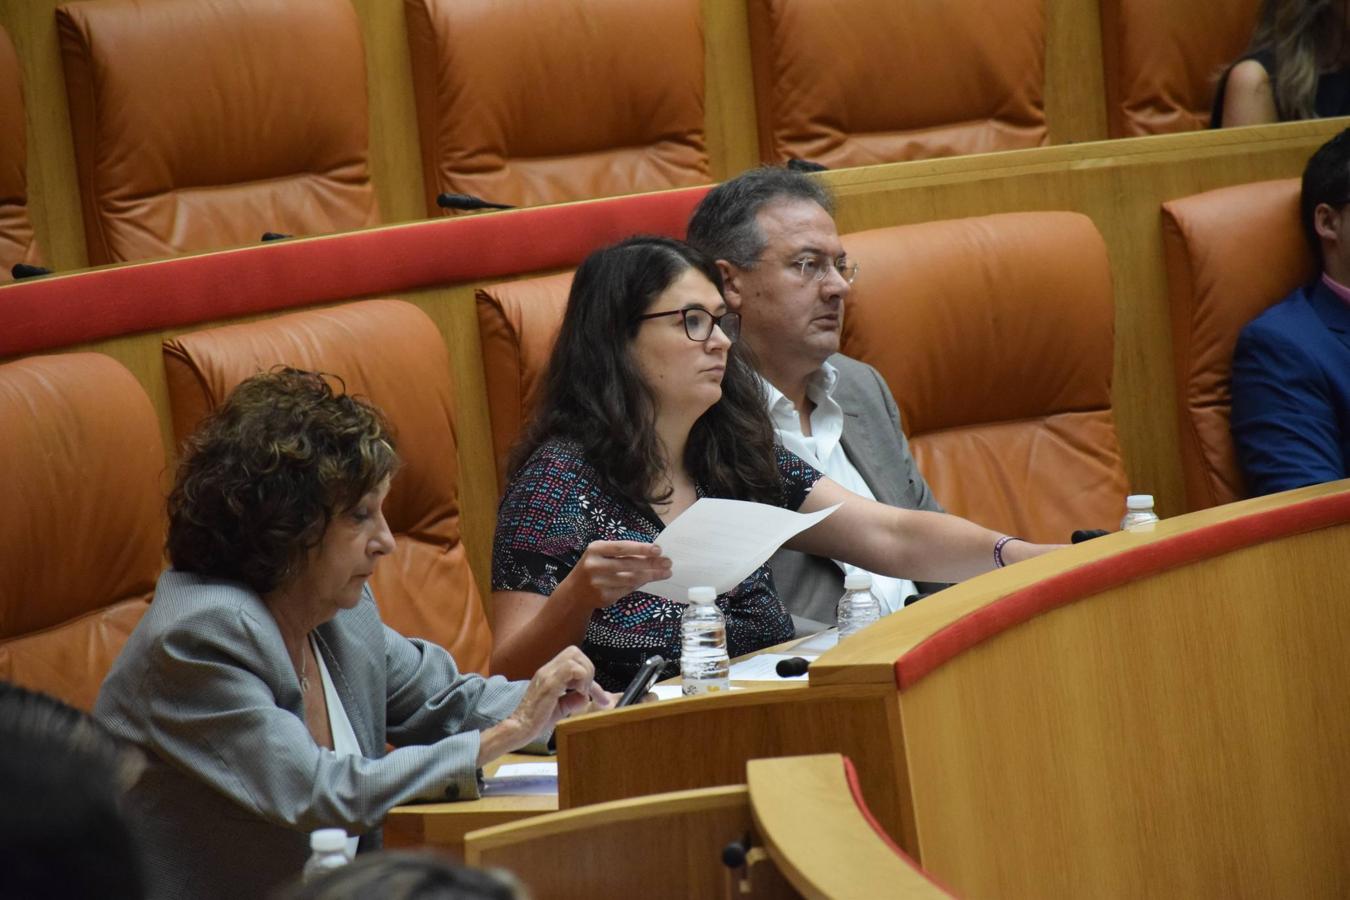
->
[[312, 635, 361, 860], [762, 362, 916, 615]]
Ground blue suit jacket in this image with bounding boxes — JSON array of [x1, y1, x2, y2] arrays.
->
[[1231, 279, 1350, 495]]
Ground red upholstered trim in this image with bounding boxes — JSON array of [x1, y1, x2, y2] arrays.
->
[[896, 490, 1350, 690], [0, 186, 710, 357], [840, 756, 957, 896]]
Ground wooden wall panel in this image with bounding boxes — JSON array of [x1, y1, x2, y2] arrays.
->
[[349, 0, 427, 225], [898, 519, 1350, 897], [1045, 0, 1109, 143], [0, 0, 87, 271]]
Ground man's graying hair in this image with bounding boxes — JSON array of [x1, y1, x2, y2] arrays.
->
[[686, 166, 835, 268]]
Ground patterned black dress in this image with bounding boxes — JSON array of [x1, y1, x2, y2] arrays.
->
[[492, 439, 822, 691]]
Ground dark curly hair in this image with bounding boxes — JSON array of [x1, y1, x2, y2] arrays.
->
[[167, 368, 399, 596], [509, 236, 783, 507]]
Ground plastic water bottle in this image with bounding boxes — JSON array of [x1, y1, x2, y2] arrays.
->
[[681, 586, 730, 696], [837, 571, 881, 639], [1121, 494, 1160, 532], [302, 828, 350, 883]]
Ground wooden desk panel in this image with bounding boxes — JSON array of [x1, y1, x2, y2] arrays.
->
[[555, 683, 919, 856]]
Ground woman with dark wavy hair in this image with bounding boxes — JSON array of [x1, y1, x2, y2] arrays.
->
[[491, 237, 1060, 689], [95, 369, 610, 900], [1214, 0, 1350, 126]]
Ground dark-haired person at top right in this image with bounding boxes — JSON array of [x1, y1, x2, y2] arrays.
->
[[1231, 128, 1350, 494], [1213, 0, 1350, 127]]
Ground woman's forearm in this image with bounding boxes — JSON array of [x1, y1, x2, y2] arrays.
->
[[489, 584, 595, 679]]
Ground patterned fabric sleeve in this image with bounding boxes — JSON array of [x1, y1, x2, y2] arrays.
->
[[491, 441, 597, 597], [774, 444, 824, 510]]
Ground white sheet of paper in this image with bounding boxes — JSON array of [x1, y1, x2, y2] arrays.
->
[[650, 684, 687, 701], [495, 763, 558, 778], [482, 762, 558, 797], [792, 629, 839, 657], [640, 499, 841, 602], [728, 653, 808, 681], [649, 683, 745, 700]]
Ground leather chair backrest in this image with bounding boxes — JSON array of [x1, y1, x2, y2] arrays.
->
[[0, 24, 42, 279], [1099, 0, 1260, 137], [0, 353, 163, 709], [162, 300, 491, 673], [840, 212, 1128, 542], [404, 0, 709, 211], [745, 0, 1047, 167], [57, 0, 380, 266], [475, 273, 573, 488], [1161, 179, 1312, 511]]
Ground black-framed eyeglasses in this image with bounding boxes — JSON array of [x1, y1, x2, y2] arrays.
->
[[638, 307, 741, 342]]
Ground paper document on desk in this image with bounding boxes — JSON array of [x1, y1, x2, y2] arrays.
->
[[640, 499, 841, 603], [482, 762, 558, 797]]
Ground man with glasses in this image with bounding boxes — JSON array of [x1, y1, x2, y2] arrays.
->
[[686, 167, 946, 629], [1232, 127, 1350, 495]]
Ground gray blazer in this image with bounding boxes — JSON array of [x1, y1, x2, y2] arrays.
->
[[95, 569, 526, 900], [769, 354, 946, 626]]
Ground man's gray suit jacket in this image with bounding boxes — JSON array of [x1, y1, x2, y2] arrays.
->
[[95, 569, 526, 900], [769, 354, 946, 626]]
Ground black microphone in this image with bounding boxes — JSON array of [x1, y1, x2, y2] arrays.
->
[[775, 656, 810, 678], [1071, 528, 1110, 544], [11, 263, 52, 279], [260, 232, 292, 242], [436, 192, 515, 212]]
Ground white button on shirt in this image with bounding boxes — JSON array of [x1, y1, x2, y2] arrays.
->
[[762, 362, 917, 615]]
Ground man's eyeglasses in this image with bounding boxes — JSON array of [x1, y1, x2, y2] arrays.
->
[[638, 307, 741, 343], [790, 255, 860, 285]]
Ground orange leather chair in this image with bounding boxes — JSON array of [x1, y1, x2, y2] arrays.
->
[[840, 212, 1128, 542], [56, 0, 380, 266], [0, 24, 42, 279], [1162, 179, 1313, 511], [404, 0, 709, 212], [745, 0, 1047, 167], [162, 300, 491, 673], [0, 353, 163, 710], [475, 273, 573, 488], [1099, 0, 1261, 137]]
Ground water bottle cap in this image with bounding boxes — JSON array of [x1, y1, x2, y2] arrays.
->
[[1126, 494, 1154, 510], [310, 828, 347, 852], [844, 572, 873, 591], [687, 586, 716, 604]]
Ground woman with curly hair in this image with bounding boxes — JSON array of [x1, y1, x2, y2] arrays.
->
[[95, 369, 610, 900], [1214, 0, 1350, 126], [490, 237, 1060, 690]]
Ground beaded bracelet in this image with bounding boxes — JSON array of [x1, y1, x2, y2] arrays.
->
[[993, 535, 1021, 568]]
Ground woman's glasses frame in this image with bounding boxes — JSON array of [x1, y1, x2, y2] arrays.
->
[[638, 307, 741, 343]]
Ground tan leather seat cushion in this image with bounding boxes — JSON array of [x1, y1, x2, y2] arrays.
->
[[841, 212, 1127, 541], [746, 0, 1047, 166], [0, 24, 41, 279], [162, 300, 491, 673], [0, 353, 163, 709], [475, 273, 574, 487], [405, 0, 708, 211], [1162, 179, 1313, 511], [1099, 0, 1260, 136], [57, 0, 379, 265]]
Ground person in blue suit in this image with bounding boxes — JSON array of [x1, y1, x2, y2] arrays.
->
[[1232, 128, 1350, 495]]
